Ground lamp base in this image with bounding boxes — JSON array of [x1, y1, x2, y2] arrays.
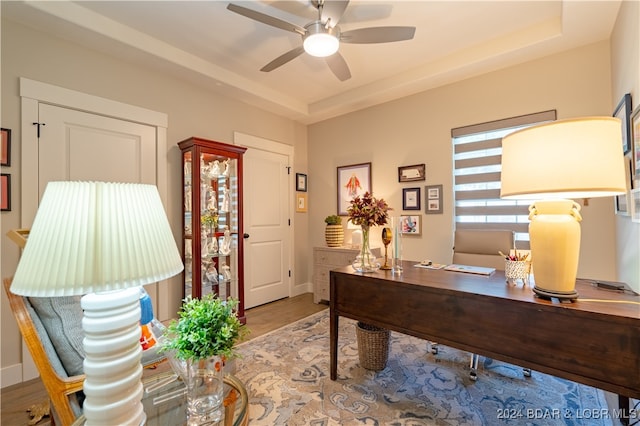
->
[[533, 285, 578, 301]]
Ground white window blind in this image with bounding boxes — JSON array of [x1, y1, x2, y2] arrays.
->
[[451, 111, 556, 249]]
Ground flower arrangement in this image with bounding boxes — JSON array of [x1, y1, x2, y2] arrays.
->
[[347, 192, 391, 228], [161, 294, 247, 360]]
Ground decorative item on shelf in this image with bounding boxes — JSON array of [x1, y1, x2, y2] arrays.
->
[[219, 226, 232, 255], [380, 227, 392, 270], [161, 294, 247, 426], [347, 192, 391, 273], [221, 159, 231, 177], [324, 215, 344, 247], [220, 262, 232, 282], [501, 117, 626, 300], [221, 186, 230, 213], [9, 181, 184, 426], [202, 209, 219, 230], [208, 160, 221, 179]]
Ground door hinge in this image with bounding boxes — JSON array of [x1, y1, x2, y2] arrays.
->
[[288, 219, 291, 226], [32, 122, 46, 138], [288, 270, 291, 277], [286, 166, 291, 174]]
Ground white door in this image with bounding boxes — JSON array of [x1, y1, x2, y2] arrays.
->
[[15, 78, 168, 385], [38, 104, 157, 190], [37, 103, 159, 298], [236, 133, 292, 309]]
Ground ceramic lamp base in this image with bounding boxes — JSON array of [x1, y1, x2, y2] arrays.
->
[[81, 287, 145, 426]]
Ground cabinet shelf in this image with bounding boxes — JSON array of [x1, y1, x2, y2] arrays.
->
[[179, 137, 247, 323]]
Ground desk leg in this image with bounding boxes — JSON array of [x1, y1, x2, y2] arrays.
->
[[330, 309, 338, 381], [618, 395, 630, 426]]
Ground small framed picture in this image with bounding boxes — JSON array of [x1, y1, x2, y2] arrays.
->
[[400, 214, 421, 235], [425, 184, 443, 214], [296, 192, 308, 212], [402, 187, 421, 210], [613, 93, 632, 155], [398, 164, 425, 182], [632, 105, 640, 180], [630, 189, 640, 223], [1, 128, 11, 167], [296, 173, 307, 192], [1, 173, 11, 211]]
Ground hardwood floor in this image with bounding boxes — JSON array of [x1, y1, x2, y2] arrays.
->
[[0, 292, 327, 426]]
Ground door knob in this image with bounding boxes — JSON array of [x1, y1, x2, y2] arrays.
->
[[243, 233, 250, 239]]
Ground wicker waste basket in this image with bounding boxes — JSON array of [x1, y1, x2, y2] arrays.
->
[[356, 322, 390, 371]]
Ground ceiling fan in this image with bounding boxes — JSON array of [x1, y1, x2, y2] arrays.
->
[[226, 0, 416, 81]]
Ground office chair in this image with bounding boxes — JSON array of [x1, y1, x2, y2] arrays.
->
[[430, 229, 532, 381]]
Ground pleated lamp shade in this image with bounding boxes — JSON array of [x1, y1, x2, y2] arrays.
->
[[11, 181, 184, 296]]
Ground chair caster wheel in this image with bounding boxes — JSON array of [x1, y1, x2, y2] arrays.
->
[[469, 371, 478, 381], [523, 368, 532, 377]]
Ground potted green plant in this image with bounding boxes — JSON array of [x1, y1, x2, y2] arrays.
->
[[324, 215, 344, 247], [161, 294, 247, 424]]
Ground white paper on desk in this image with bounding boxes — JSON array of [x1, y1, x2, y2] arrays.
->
[[414, 262, 447, 270], [444, 264, 496, 275]]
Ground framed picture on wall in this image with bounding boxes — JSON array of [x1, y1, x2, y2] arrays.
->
[[402, 187, 421, 210], [1, 128, 11, 167], [398, 164, 425, 182], [400, 214, 421, 235], [296, 173, 307, 192], [1, 174, 11, 211], [613, 93, 632, 155], [296, 192, 308, 212], [425, 184, 443, 214], [632, 105, 640, 182], [337, 162, 371, 216]]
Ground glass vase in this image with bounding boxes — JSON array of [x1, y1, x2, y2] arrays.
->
[[186, 355, 224, 425], [352, 225, 380, 273]]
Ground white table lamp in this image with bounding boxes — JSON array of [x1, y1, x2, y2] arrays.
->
[[10, 181, 184, 425], [500, 117, 626, 300]]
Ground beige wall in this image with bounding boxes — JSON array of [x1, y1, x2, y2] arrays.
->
[[2, 3, 639, 386], [611, 0, 640, 291], [0, 19, 308, 381], [308, 40, 634, 288]]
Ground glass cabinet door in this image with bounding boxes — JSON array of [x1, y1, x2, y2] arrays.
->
[[179, 137, 246, 323]]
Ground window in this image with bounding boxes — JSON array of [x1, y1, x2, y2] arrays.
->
[[451, 111, 556, 249]]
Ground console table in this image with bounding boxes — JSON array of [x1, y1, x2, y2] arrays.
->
[[329, 261, 640, 401]]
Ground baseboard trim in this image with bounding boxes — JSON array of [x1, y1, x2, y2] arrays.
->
[[1, 363, 24, 388]]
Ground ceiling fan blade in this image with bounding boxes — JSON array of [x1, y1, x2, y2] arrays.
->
[[261, 46, 306, 72], [325, 52, 351, 81], [320, 0, 349, 27], [341, 26, 416, 44], [227, 3, 306, 35]]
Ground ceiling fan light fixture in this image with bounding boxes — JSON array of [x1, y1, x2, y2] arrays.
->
[[303, 22, 339, 57]]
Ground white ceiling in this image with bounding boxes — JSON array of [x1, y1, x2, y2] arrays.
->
[[2, 1, 621, 124]]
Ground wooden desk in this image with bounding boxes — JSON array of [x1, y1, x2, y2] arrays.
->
[[329, 261, 640, 400]]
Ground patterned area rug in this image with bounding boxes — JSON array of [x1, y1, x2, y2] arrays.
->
[[235, 309, 611, 425]]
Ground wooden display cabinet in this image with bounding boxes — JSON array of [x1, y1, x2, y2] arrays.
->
[[178, 137, 247, 323]]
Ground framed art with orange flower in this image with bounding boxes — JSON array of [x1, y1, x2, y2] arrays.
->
[[1, 128, 11, 167], [337, 162, 371, 216], [1, 174, 11, 211]]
